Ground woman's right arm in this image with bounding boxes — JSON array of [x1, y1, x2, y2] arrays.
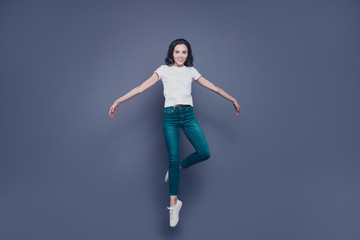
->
[[109, 72, 160, 118]]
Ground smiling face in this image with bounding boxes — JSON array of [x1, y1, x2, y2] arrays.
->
[[172, 44, 188, 67]]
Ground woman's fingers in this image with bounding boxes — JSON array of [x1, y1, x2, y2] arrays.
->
[[233, 102, 241, 116], [109, 104, 119, 118], [109, 106, 114, 117], [109, 105, 116, 118]]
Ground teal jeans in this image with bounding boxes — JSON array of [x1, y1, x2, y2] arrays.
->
[[163, 105, 210, 196]]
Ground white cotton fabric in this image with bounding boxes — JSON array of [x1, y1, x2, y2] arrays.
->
[[155, 65, 202, 107]]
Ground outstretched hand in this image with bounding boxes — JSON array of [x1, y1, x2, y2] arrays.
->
[[233, 100, 241, 116], [109, 101, 120, 118]]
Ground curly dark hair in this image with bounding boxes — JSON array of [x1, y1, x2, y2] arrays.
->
[[165, 38, 194, 67]]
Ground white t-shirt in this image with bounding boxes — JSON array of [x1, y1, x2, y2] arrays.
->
[[155, 65, 202, 107]]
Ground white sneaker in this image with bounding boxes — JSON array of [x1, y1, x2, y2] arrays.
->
[[164, 170, 169, 182], [167, 199, 182, 227]]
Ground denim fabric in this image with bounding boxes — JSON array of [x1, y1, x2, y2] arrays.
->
[[163, 105, 210, 196]]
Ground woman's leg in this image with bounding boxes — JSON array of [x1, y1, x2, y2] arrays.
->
[[163, 122, 181, 204], [181, 116, 210, 169]]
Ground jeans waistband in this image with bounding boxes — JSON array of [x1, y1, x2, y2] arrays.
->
[[164, 105, 192, 111]]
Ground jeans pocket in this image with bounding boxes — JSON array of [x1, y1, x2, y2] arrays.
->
[[163, 107, 175, 115]]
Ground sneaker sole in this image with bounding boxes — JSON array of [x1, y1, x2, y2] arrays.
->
[[164, 170, 169, 183]]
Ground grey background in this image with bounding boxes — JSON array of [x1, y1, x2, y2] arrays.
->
[[1, 0, 359, 239]]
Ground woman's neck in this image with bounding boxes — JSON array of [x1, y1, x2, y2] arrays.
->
[[171, 64, 185, 68]]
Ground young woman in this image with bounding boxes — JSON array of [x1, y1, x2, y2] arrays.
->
[[109, 38, 241, 227]]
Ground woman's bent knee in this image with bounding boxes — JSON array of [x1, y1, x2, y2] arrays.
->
[[199, 150, 210, 160]]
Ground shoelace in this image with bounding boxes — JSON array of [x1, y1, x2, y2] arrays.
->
[[167, 206, 176, 219]]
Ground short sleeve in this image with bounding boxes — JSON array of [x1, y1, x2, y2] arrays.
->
[[191, 67, 201, 81], [154, 65, 165, 80]]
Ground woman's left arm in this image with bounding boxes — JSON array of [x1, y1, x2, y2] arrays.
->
[[196, 76, 241, 116]]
